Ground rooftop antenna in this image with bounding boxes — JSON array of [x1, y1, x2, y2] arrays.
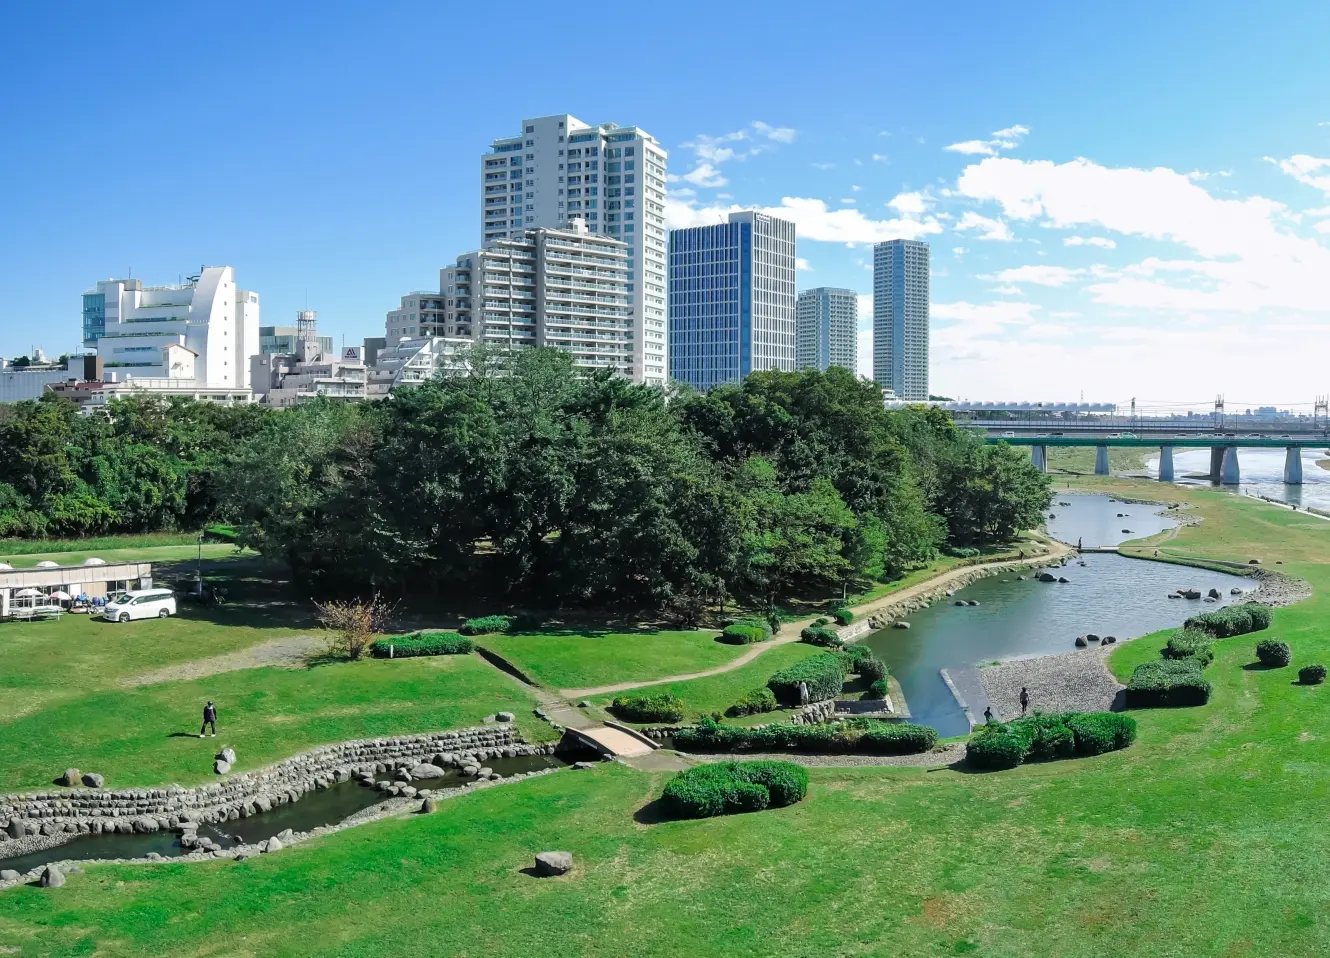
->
[[296, 309, 318, 344]]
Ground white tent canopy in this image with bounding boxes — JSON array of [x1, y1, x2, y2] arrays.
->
[[14, 588, 42, 598], [48, 590, 72, 601]]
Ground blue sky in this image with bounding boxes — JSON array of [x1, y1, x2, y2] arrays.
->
[[3, 1, 1328, 408]]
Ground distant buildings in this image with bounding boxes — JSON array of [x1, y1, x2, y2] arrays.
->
[[260, 325, 333, 359], [667, 211, 797, 390], [872, 239, 930, 401], [482, 114, 669, 384], [81, 267, 260, 390], [796, 287, 858, 374], [250, 312, 368, 407]]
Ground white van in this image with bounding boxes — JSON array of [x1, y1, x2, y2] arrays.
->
[[103, 589, 177, 622]]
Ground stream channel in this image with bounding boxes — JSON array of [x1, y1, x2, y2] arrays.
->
[[859, 493, 1250, 737], [0, 753, 571, 875]]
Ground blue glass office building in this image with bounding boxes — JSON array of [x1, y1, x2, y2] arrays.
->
[[668, 211, 796, 390], [872, 239, 930, 400]]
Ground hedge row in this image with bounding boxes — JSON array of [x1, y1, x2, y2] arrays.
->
[[767, 652, 846, 704], [370, 631, 475, 658], [661, 761, 808, 819], [833, 608, 854, 626], [800, 625, 841, 647], [720, 621, 771, 645], [459, 614, 513, 636], [611, 692, 685, 723], [1162, 629, 1214, 668], [1184, 604, 1272, 638], [726, 687, 778, 717], [675, 717, 938, 755], [1126, 660, 1212, 707], [966, 712, 1137, 770]]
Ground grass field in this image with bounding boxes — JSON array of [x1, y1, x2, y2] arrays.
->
[[1046, 444, 1149, 474], [0, 542, 242, 569], [4, 483, 1330, 955]]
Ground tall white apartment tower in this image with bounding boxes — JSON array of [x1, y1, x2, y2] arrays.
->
[[796, 287, 858, 373], [872, 240, 930, 400], [481, 114, 669, 385]]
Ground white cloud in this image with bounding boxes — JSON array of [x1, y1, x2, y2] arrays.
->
[[752, 121, 796, 144], [1271, 154, 1330, 195], [858, 294, 872, 322], [796, 257, 812, 271], [665, 195, 945, 244], [953, 211, 1014, 241], [952, 247, 968, 257], [857, 328, 873, 379], [811, 162, 836, 170], [851, 184, 861, 192], [1063, 235, 1117, 248], [1316, 220, 1330, 235], [1049, 311, 1081, 318], [675, 121, 798, 189], [887, 191, 930, 214], [871, 153, 889, 163], [988, 264, 1087, 286], [992, 285, 1024, 295], [944, 124, 1030, 156], [839, 197, 856, 204], [676, 163, 727, 188]]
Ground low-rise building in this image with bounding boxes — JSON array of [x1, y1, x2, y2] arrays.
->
[[0, 558, 153, 617], [366, 336, 474, 397]]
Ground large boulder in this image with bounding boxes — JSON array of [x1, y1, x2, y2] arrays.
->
[[534, 851, 573, 877], [420, 797, 438, 814], [1207, 588, 1221, 599], [7, 819, 25, 840], [409, 764, 448, 780], [217, 748, 237, 766], [81, 772, 104, 788], [263, 837, 283, 853], [40, 866, 65, 888], [61, 768, 80, 787], [214, 759, 232, 775], [496, 712, 515, 723], [0, 869, 19, 882], [1038, 572, 1058, 583]]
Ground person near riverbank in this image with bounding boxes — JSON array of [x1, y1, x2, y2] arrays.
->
[[1019, 687, 1030, 715], [199, 701, 218, 738]]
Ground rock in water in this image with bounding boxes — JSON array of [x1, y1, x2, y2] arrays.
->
[[893, 621, 911, 630], [409, 763, 447, 779], [534, 851, 573, 876], [82, 772, 104, 788], [1038, 572, 1057, 583], [1058, 577, 1070, 584], [40, 866, 65, 888], [214, 759, 232, 775], [1207, 588, 1221, 599], [954, 600, 966, 606], [61, 768, 80, 787], [1075, 636, 1088, 648]]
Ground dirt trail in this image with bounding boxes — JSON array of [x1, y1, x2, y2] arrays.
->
[[122, 635, 323, 687], [560, 542, 1072, 700]]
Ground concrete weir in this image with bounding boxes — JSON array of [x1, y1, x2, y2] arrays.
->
[[1285, 447, 1304, 484]]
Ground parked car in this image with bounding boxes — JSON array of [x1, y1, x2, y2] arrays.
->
[[1002, 430, 1016, 438], [102, 589, 177, 622]]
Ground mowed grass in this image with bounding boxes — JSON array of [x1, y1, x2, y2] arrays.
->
[[0, 542, 242, 569], [476, 628, 742, 690]]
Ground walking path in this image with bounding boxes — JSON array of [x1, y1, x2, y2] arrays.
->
[[560, 540, 1073, 700]]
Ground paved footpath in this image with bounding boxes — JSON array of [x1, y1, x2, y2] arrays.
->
[[559, 540, 1073, 700]]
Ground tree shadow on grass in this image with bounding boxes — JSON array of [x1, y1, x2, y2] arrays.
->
[[633, 798, 674, 825], [1242, 662, 1281, 671]]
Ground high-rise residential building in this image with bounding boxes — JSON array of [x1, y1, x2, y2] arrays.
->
[[385, 291, 447, 342], [481, 114, 668, 385], [667, 211, 797, 391], [384, 219, 632, 377], [872, 239, 930, 401], [82, 266, 259, 389], [796, 287, 858, 373]]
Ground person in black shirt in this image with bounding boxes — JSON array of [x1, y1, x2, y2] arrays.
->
[[200, 701, 218, 738]]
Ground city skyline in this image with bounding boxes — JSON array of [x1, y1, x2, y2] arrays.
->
[[3, 3, 1330, 404]]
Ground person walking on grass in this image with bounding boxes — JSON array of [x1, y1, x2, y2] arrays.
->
[[199, 700, 218, 738], [1019, 687, 1030, 716]]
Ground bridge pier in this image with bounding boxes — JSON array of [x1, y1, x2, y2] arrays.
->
[[1285, 446, 1304, 485], [1209, 447, 1224, 482], [1094, 445, 1110, 476], [1158, 445, 1174, 482], [1220, 446, 1240, 485], [1030, 445, 1047, 472]]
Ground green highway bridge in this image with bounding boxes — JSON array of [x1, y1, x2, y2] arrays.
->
[[984, 433, 1330, 484]]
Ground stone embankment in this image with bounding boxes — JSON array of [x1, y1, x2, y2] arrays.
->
[[0, 724, 555, 882]]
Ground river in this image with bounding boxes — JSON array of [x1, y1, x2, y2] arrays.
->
[[860, 494, 1250, 737], [1146, 447, 1330, 511]]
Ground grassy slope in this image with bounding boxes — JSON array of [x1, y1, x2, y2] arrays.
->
[[0, 542, 240, 569], [5, 480, 1330, 955], [476, 629, 744, 689]]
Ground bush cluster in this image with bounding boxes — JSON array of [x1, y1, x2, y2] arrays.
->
[[966, 711, 1136, 770], [833, 608, 854, 626], [726, 687, 778, 717], [799, 625, 842, 647], [869, 678, 888, 698], [611, 692, 685, 723], [837, 644, 887, 683], [1126, 660, 1212, 707], [661, 761, 809, 819], [767, 653, 846, 704], [1299, 664, 1326, 685], [1184, 604, 1273, 638], [945, 546, 981, 559], [720, 621, 771, 645], [675, 717, 937, 755], [370, 631, 474, 658], [1256, 638, 1291, 668], [1162, 628, 1215, 668], [459, 614, 513, 636]]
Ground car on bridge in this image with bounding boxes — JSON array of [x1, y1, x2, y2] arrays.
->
[[1002, 431, 1016, 438]]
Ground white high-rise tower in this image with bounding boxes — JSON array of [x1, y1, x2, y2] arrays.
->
[[872, 240, 930, 400], [481, 114, 668, 385]]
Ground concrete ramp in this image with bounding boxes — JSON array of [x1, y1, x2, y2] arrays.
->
[[564, 724, 656, 758]]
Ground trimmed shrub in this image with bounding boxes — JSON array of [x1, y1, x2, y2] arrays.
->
[[674, 718, 936, 755], [966, 711, 1136, 770], [611, 692, 685, 723], [945, 545, 981, 559], [726, 687, 778, 717], [869, 678, 888, 698], [370, 631, 474, 658], [459, 614, 513, 636], [800, 625, 841, 647], [856, 656, 887, 683], [833, 608, 854, 626], [661, 760, 808, 819], [720, 622, 770, 645], [768, 653, 846, 704], [766, 611, 783, 635], [1299, 664, 1326, 685], [1162, 629, 1215, 668], [1256, 638, 1291, 668], [1126, 660, 1212, 707], [814, 617, 829, 627], [1184, 603, 1272, 638]]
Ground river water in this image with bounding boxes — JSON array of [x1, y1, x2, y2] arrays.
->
[[860, 494, 1250, 738], [1146, 447, 1330, 511]]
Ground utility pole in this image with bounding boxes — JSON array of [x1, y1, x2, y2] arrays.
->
[[1214, 394, 1225, 431]]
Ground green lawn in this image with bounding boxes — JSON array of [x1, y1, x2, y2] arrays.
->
[[1046, 444, 1149, 474], [0, 542, 242, 569], [476, 628, 743, 690], [588, 640, 824, 722]]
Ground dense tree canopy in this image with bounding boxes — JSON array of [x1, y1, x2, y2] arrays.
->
[[0, 352, 1051, 611]]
